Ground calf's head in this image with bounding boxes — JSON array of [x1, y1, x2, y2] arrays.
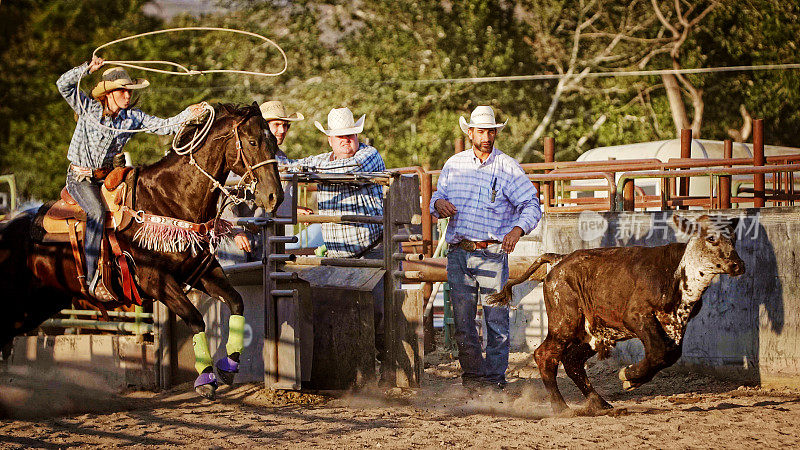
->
[[674, 214, 745, 277]]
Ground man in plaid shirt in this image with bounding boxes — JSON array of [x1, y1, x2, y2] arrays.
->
[[285, 107, 385, 258], [430, 106, 541, 391]]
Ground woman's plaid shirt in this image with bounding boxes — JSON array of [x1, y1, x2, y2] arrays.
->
[[57, 63, 192, 169], [430, 148, 541, 244], [285, 144, 385, 257]]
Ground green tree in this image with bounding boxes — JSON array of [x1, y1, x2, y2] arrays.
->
[[0, 0, 163, 199]]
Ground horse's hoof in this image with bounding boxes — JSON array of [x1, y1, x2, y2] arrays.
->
[[195, 383, 217, 400], [618, 367, 629, 381], [194, 372, 218, 400], [215, 356, 239, 386]]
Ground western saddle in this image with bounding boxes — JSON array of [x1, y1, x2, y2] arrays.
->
[[40, 167, 141, 305]]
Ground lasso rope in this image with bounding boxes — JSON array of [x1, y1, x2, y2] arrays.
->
[[75, 27, 287, 134], [92, 27, 287, 78], [70, 28, 284, 210]]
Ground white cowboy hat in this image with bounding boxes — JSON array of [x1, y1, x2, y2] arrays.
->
[[314, 107, 365, 136], [91, 67, 150, 99], [260, 100, 304, 121], [459, 105, 507, 134]]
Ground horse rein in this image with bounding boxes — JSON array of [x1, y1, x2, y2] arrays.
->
[[172, 107, 279, 206], [230, 120, 278, 194]]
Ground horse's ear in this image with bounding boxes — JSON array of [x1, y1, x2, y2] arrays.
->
[[251, 101, 262, 121]]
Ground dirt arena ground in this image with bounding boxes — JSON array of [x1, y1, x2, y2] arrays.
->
[[3, 349, 800, 449]]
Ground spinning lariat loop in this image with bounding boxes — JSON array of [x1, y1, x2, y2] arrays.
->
[[79, 28, 285, 204], [76, 27, 288, 134], [93, 27, 288, 78]]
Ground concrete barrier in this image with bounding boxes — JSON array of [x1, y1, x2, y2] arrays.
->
[[509, 208, 800, 385]]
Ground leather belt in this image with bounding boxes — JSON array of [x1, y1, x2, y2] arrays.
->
[[71, 164, 112, 181], [456, 239, 500, 252]]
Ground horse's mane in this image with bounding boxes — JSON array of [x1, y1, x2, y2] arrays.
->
[[137, 102, 264, 172], [172, 102, 262, 150]]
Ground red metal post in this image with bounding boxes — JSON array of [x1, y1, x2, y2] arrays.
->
[[455, 137, 465, 154], [420, 172, 433, 256], [623, 178, 635, 211], [753, 119, 766, 207], [720, 140, 732, 209], [679, 129, 692, 209], [544, 137, 555, 208]]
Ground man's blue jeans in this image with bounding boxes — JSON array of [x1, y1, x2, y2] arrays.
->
[[447, 244, 510, 385], [65, 172, 106, 290]]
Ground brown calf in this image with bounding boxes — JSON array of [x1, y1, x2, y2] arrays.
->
[[488, 215, 745, 414]]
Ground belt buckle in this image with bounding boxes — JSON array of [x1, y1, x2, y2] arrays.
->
[[460, 240, 477, 252]]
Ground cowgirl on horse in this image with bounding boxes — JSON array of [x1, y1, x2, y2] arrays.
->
[[57, 55, 206, 301]]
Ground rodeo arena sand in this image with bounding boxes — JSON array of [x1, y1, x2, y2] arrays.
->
[[3, 344, 800, 449]]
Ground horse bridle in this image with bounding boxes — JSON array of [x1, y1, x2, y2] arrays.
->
[[230, 119, 279, 195], [122, 107, 279, 256], [177, 109, 279, 206]]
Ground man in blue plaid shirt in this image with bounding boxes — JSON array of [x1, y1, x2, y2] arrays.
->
[[285, 107, 385, 258], [431, 106, 541, 391], [284, 106, 387, 358]]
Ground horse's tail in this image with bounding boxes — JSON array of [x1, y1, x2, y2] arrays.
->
[[486, 253, 564, 306], [1, 205, 35, 240]]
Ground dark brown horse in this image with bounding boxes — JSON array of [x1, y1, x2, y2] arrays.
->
[[0, 103, 282, 399]]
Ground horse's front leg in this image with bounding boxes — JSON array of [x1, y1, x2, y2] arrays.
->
[[195, 261, 245, 385], [141, 272, 219, 399]]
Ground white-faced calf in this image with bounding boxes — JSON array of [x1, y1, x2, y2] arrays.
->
[[488, 215, 745, 414]]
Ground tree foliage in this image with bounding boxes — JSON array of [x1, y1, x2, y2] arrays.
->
[[1, 0, 799, 201]]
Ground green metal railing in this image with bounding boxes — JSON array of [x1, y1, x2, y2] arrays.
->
[[0, 174, 18, 220], [41, 305, 152, 335], [433, 218, 458, 355]]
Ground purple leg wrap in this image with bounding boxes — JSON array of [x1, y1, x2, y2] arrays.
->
[[194, 371, 218, 389], [216, 356, 239, 373]]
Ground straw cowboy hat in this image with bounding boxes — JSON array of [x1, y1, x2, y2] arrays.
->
[[459, 105, 507, 134], [314, 107, 365, 136], [91, 67, 150, 99], [260, 100, 304, 122]]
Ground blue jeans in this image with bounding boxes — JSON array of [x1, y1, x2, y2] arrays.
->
[[447, 244, 510, 384], [65, 172, 106, 289]]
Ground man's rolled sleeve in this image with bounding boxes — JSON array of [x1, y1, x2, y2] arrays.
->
[[284, 145, 383, 173], [508, 173, 541, 234], [318, 146, 382, 171], [429, 165, 450, 219]]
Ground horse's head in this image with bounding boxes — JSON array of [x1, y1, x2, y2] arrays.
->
[[218, 103, 284, 213]]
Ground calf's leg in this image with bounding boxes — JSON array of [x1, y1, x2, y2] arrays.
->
[[534, 334, 569, 414], [618, 314, 681, 389], [562, 342, 612, 411]]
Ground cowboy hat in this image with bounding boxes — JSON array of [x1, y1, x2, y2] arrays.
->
[[260, 100, 304, 121], [314, 107, 365, 136], [459, 105, 507, 134], [91, 67, 150, 99]]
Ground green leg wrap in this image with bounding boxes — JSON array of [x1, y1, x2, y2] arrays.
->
[[226, 314, 245, 355], [192, 332, 213, 374]]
